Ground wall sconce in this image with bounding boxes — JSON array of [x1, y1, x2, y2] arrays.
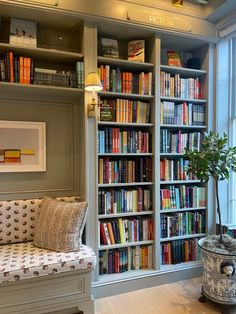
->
[[84, 72, 103, 118]]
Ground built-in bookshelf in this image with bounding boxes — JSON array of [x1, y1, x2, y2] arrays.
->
[[159, 57, 208, 267], [0, 0, 215, 293], [96, 34, 156, 277], [0, 17, 84, 94]]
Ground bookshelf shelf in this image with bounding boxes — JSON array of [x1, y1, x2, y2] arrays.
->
[[98, 211, 154, 219], [160, 65, 207, 77], [98, 182, 154, 188], [160, 180, 202, 185], [160, 207, 206, 214], [160, 96, 206, 103], [98, 153, 153, 157], [99, 91, 154, 100], [160, 233, 206, 243], [0, 82, 83, 99], [160, 260, 202, 271], [98, 56, 154, 70], [99, 240, 154, 250], [0, 43, 83, 64], [160, 124, 206, 129], [97, 122, 154, 127]]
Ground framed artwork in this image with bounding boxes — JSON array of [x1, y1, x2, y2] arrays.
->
[[0, 120, 46, 172]]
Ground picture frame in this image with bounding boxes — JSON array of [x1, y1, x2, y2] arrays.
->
[[0, 120, 46, 172]]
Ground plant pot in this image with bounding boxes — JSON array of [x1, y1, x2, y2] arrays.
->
[[198, 237, 236, 305]]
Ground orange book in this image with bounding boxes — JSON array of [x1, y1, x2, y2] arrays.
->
[[9, 52, 14, 83], [19, 56, 24, 84], [106, 221, 115, 245]]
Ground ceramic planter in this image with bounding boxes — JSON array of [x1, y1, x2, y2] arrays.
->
[[199, 237, 236, 305]]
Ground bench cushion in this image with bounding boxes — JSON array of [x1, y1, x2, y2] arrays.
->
[[0, 242, 96, 283], [0, 197, 80, 245]]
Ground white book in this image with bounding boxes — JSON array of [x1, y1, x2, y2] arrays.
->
[[10, 17, 37, 47], [128, 40, 145, 62]]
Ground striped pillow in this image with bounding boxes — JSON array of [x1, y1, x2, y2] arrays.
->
[[33, 197, 87, 252]]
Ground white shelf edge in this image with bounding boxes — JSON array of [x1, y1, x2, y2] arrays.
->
[[160, 124, 206, 129], [160, 96, 206, 103], [160, 207, 206, 214], [99, 240, 154, 250], [0, 42, 83, 60], [99, 91, 154, 99], [98, 153, 153, 156], [98, 56, 154, 68], [98, 122, 154, 127], [98, 211, 154, 219], [160, 64, 207, 75], [160, 233, 206, 242], [160, 180, 202, 185], [98, 182, 154, 188]]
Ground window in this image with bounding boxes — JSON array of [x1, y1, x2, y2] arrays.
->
[[217, 24, 236, 225]]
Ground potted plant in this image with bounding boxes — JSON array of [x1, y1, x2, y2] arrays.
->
[[185, 131, 236, 305]]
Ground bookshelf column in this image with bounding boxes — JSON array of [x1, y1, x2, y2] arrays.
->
[[83, 22, 98, 281]]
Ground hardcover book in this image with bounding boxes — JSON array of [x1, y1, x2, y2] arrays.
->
[[10, 18, 37, 47], [128, 40, 145, 62], [101, 38, 119, 58], [167, 50, 182, 67]]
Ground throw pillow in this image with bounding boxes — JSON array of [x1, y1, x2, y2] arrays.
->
[[33, 196, 87, 252]]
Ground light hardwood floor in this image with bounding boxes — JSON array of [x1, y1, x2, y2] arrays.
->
[[95, 277, 235, 314]]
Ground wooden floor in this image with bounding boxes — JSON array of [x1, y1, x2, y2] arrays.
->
[[94, 277, 236, 314]]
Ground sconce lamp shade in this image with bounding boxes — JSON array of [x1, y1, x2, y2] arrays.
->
[[84, 72, 103, 92]]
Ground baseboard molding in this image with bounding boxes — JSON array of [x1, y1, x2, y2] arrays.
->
[[92, 264, 203, 299]]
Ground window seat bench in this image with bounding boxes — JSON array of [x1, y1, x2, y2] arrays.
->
[[0, 197, 96, 314]]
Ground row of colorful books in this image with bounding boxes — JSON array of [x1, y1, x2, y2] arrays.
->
[[160, 129, 203, 154], [98, 188, 151, 215], [98, 128, 151, 154], [160, 185, 206, 210], [98, 157, 152, 184], [98, 65, 152, 95], [160, 211, 205, 238], [0, 52, 83, 88], [99, 245, 153, 275], [100, 217, 154, 245], [160, 101, 205, 126], [99, 98, 151, 124], [160, 158, 196, 181], [161, 238, 201, 265], [160, 72, 202, 99]]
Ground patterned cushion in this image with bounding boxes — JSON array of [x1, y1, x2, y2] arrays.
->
[[0, 197, 80, 245], [0, 242, 96, 283], [33, 197, 87, 252]]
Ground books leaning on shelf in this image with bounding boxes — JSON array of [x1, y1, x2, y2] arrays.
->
[[161, 238, 201, 265], [98, 188, 152, 215], [160, 158, 197, 181], [10, 17, 37, 47], [101, 38, 119, 58], [167, 50, 182, 67], [98, 157, 152, 184], [98, 128, 151, 154], [0, 52, 33, 84], [100, 217, 154, 246], [160, 101, 205, 126], [99, 245, 153, 274], [99, 98, 151, 124], [160, 71, 202, 99], [128, 40, 145, 62], [160, 130, 203, 154], [160, 186, 206, 210], [98, 64, 152, 95], [160, 211, 205, 238]]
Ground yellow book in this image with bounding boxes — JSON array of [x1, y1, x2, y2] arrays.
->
[[4, 150, 21, 158]]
